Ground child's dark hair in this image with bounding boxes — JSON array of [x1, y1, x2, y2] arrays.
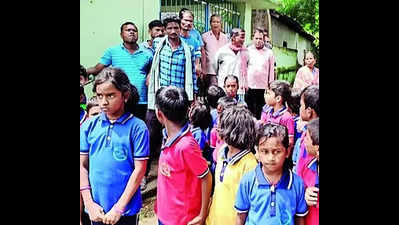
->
[[219, 107, 256, 150], [269, 80, 291, 105], [163, 16, 181, 27], [92, 67, 139, 114], [256, 123, 293, 170], [86, 96, 99, 113], [287, 87, 301, 115], [148, 19, 164, 30], [189, 100, 212, 130], [80, 64, 88, 79], [80, 84, 84, 96], [307, 118, 319, 145], [301, 85, 319, 117], [206, 85, 226, 109], [155, 86, 189, 126], [217, 96, 237, 111]]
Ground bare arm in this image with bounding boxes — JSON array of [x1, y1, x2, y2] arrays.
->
[[86, 63, 106, 76], [80, 154, 105, 222], [195, 57, 202, 79], [102, 160, 147, 224], [187, 172, 213, 225], [236, 212, 248, 225], [294, 216, 305, 225]]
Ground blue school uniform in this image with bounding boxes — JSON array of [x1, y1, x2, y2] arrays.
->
[[235, 164, 308, 225], [293, 115, 302, 144], [190, 126, 206, 151], [80, 112, 149, 216]]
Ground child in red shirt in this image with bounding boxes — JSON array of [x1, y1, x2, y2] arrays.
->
[[154, 86, 212, 225], [301, 118, 319, 225]]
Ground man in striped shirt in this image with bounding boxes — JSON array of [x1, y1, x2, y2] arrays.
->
[[86, 21, 153, 122]]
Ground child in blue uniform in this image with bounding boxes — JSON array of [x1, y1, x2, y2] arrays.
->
[[188, 100, 212, 162], [80, 67, 149, 225], [235, 123, 308, 225]]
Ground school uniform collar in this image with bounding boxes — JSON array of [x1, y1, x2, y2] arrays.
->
[[307, 157, 318, 172], [80, 108, 87, 125], [100, 112, 133, 124], [162, 122, 190, 148], [255, 163, 293, 189], [269, 106, 287, 118], [220, 144, 251, 165]]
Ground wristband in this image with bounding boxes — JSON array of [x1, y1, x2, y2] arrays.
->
[[114, 207, 125, 214], [80, 185, 91, 191]]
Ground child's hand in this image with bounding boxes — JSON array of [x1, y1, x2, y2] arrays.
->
[[187, 215, 205, 225], [86, 201, 105, 222], [102, 207, 123, 225], [305, 186, 319, 206]]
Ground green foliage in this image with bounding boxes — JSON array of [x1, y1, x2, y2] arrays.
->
[[277, 0, 319, 49]]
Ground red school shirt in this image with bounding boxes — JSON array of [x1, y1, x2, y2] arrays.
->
[[261, 106, 294, 137], [155, 124, 209, 225], [299, 157, 319, 225]]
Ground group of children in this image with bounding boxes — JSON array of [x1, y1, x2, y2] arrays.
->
[[80, 65, 319, 225]]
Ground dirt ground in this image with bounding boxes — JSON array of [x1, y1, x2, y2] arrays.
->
[[138, 157, 159, 225], [139, 196, 157, 225]]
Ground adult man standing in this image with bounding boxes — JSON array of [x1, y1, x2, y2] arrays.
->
[[140, 19, 165, 55], [86, 22, 153, 121], [137, 19, 165, 190], [145, 16, 198, 189], [245, 28, 275, 119], [201, 14, 229, 91], [179, 9, 202, 78], [213, 28, 248, 99]]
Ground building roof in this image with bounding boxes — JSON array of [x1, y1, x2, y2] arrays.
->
[[270, 9, 315, 42]]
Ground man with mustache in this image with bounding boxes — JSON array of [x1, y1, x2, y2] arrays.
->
[[86, 21, 153, 122]]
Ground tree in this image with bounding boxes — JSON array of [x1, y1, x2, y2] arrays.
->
[[277, 0, 319, 50]]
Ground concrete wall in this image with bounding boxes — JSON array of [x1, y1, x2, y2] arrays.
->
[[270, 16, 314, 84], [271, 18, 297, 50], [80, 0, 159, 98], [296, 34, 313, 66], [273, 46, 298, 84]]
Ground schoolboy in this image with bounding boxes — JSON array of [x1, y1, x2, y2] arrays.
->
[[205, 107, 258, 225], [301, 117, 319, 225], [154, 86, 212, 225], [235, 123, 308, 225], [295, 85, 319, 175], [206, 85, 226, 129]]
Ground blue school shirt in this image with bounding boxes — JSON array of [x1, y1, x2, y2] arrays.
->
[[100, 44, 153, 104], [190, 126, 206, 150], [80, 112, 150, 216], [293, 115, 302, 144], [235, 164, 308, 225]]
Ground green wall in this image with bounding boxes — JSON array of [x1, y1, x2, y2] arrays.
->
[[273, 46, 299, 85], [80, 0, 159, 98]]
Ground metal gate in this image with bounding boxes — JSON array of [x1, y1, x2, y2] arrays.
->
[[160, 0, 241, 35]]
